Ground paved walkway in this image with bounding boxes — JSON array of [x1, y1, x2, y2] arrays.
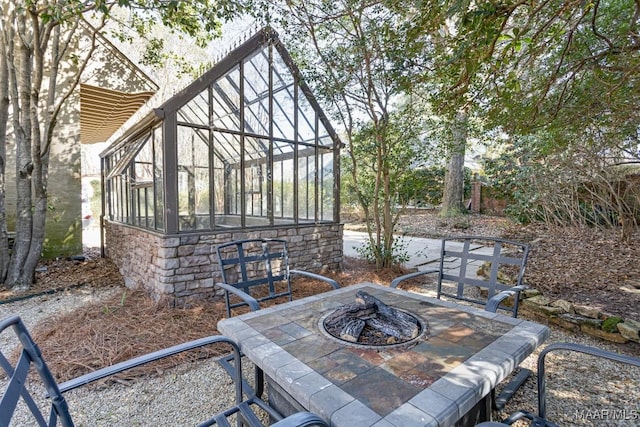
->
[[343, 230, 443, 269]]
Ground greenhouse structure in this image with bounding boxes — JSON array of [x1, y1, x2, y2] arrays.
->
[[100, 28, 343, 305]]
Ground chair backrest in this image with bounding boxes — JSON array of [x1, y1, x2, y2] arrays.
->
[[216, 238, 292, 315], [0, 316, 75, 427], [436, 236, 529, 316], [537, 342, 640, 420]]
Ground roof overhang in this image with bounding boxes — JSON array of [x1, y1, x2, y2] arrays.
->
[[80, 83, 156, 144]]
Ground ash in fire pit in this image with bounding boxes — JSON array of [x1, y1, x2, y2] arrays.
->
[[321, 290, 428, 348]]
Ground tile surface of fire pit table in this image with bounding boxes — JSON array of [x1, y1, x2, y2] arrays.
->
[[217, 283, 549, 427]]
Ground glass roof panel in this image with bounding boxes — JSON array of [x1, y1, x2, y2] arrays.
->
[[178, 90, 208, 125], [212, 66, 240, 131], [106, 134, 150, 179], [245, 97, 270, 136], [273, 139, 294, 164], [213, 131, 241, 164], [244, 136, 268, 161]]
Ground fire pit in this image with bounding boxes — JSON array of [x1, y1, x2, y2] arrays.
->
[[319, 290, 428, 349]]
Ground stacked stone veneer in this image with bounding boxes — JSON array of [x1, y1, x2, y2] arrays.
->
[[104, 222, 343, 306]]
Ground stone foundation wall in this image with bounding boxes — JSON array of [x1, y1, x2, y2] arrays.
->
[[104, 222, 343, 306]]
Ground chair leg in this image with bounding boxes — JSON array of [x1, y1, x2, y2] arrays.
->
[[217, 353, 262, 398], [493, 368, 531, 410]]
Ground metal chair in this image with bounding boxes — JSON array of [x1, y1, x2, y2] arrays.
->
[[391, 236, 530, 317], [215, 238, 340, 317], [391, 236, 531, 409], [0, 315, 328, 427], [475, 342, 640, 427], [215, 238, 340, 398]]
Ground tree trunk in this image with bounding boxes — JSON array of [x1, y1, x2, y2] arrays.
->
[[6, 12, 35, 290], [441, 110, 467, 217], [0, 42, 9, 283]]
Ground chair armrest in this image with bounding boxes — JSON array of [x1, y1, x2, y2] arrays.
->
[[270, 411, 329, 427], [290, 270, 340, 289], [390, 268, 439, 288], [485, 285, 528, 315], [215, 282, 261, 311], [58, 335, 241, 394]]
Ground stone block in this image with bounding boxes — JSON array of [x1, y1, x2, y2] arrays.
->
[[180, 255, 210, 267], [574, 305, 600, 319], [548, 316, 580, 332], [162, 258, 181, 270], [522, 295, 551, 306], [180, 235, 200, 245], [623, 318, 640, 329], [522, 288, 542, 298], [551, 299, 574, 314], [557, 313, 587, 324], [536, 305, 565, 316], [193, 245, 213, 256], [162, 238, 181, 248], [178, 245, 195, 256], [617, 322, 640, 343], [581, 325, 628, 343], [156, 247, 177, 258]]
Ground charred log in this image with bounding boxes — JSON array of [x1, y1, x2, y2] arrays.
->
[[323, 291, 423, 345]]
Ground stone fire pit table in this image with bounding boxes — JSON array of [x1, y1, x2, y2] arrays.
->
[[217, 283, 549, 427]]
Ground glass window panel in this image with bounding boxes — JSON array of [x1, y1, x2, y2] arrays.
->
[[244, 49, 270, 135], [244, 138, 268, 222], [272, 48, 294, 87], [134, 138, 153, 182], [177, 126, 211, 231], [153, 126, 164, 231], [243, 49, 269, 101], [272, 85, 295, 140], [320, 149, 334, 221], [177, 91, 208, 125], [317, 121, 332, 146], [298, 147, 316, 221], [213, 66, 240, 131], [145, 187, 155, 228], [212, 150, 226, 218], [273, 141, 295, 220], [297, 94, 315, 144]]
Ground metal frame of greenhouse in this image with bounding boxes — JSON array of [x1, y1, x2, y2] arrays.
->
[[99, 27, 344, 304]]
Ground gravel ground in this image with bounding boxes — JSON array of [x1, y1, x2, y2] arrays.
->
[[1, 286, 639, 426]]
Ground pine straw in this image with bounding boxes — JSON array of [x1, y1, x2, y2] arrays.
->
[[28, 256, 406, 385], [31, 290, 229, 384]]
